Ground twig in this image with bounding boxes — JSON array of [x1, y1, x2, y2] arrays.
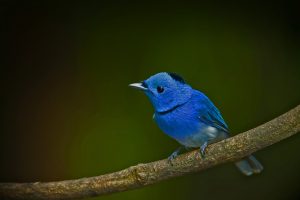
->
[[0, 105, 299, 200]]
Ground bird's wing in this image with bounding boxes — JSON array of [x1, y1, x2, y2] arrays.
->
[[197, 94, 229, 133]]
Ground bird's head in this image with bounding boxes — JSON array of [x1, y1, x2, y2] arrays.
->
[[129, 72, 192, 113]]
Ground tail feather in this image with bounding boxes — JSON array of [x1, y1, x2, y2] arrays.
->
[[235, 155, 263, 176]]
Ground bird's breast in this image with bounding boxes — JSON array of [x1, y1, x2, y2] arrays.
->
[[154, 106, 202, 142]]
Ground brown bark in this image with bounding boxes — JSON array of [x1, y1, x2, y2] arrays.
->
[[1, 105, 299, 200]]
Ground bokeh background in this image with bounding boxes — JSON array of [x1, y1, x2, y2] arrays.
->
[[1, 1, 300, 200]]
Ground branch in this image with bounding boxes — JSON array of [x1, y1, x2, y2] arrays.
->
[[1, 105, 300, 200]]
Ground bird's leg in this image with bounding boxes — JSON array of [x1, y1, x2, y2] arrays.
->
[[168, 146, 185, 162], [199, 141, 208, 159]]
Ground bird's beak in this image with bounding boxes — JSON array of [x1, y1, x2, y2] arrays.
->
[[129, 82, 148, 91]]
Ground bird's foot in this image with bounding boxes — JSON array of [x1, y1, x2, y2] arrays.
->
[[168, 151, 179, 163], [168, 146, 185, 165], [199, 142, 208, 159]]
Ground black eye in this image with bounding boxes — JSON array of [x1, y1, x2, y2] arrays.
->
[[157, 86, 164, 93]]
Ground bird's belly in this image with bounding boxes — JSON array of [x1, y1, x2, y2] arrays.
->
[[180, 126, 224, 147], [154, 112, 221, 147]]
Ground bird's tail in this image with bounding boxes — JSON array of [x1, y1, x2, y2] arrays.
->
[[234, 155, 263, 176]]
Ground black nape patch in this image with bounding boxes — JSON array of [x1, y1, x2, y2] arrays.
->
[[167, 72, 185, 83]]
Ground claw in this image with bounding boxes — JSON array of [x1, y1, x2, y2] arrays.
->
[[168, 151, 178, 162], [167, 146, 185, 165], [200, 142, 208, 158]]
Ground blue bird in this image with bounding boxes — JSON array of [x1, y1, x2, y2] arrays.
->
[[130, 72, 263, 176]]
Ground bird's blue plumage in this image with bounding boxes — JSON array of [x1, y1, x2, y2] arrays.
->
[[130, 72, 263, 176], [154, 89, 228, 147]]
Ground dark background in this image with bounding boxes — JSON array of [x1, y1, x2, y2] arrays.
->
[[1, 1, 300, 200]]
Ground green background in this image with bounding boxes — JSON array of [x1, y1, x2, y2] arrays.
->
[[1, 1, 300, 200]]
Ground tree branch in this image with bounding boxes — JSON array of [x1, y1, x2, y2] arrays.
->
[[1, 105, 300, 200]]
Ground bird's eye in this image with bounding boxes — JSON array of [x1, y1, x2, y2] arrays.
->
[[157, 86, 164, 93]]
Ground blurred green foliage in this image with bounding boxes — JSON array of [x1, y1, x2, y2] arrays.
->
[[1, 1, 300, 200]]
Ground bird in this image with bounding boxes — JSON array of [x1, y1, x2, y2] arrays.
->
[[129, 72, 263, 176]]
